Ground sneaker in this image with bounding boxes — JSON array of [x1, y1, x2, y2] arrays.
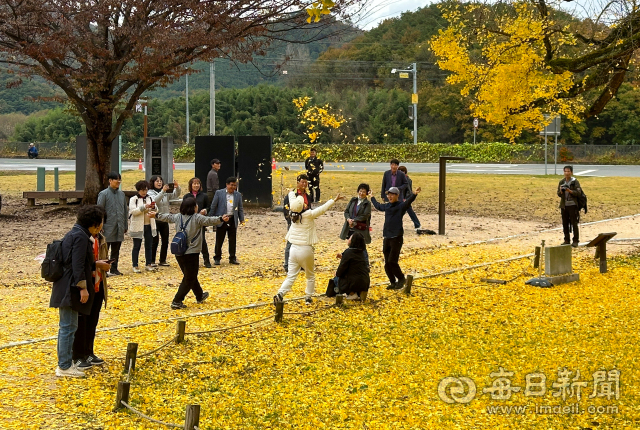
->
[[171, 301, 187, 310], [149, 263, 158, 268], [197, 291, 210, 304], [204, 261, 212, 268], [86, 354, 104, 366], [158, 262, 170, 267], [273, 293, 283, 306], [132, 267, 141, 273], [386, 282, 397, 290], [394, 279, 406, 290], [145, 265, 156, 272], [345, 293, 359, 300], [305, 297, 313, 305], [214, 259, 221, 266], [111, 269, 123, 276], [229, 259, 240, 265], [415, 225, 422, 230], [74, 358, 92, 370], [572, 242, 579, 248], [56, 365, 85, 378]]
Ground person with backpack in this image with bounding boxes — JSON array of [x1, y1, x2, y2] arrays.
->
[[557, 165, 583, 248], [50, 205, 111, 377], [128, 180, 157, 273], [370, 185, 421, 290], [97, 172, 127, 276], [188, 177, 212, 268], [149, 195, 228, 309], [148, 175, 181, 267], [274, 191, 345, 305]]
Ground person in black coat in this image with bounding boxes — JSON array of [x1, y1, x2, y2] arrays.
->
[[50, 205, 111, 378], [187, 177, 212, 267], [326, 233, 370, 300], [305, 148, 324, 203]]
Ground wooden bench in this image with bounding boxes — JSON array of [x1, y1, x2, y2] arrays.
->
[[23, 190, 137, 206]]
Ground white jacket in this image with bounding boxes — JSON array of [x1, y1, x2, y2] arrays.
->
[[285, 199, 335, 246], [128, 195, 157, 239]]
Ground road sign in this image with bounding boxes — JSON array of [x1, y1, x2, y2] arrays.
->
[[399, 72, 409, 79], [539, 115, 561, 136], [411, 93, 418, 104], [473, 118, 479, 128]]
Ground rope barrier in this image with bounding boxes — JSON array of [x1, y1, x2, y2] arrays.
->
[[136, 335, 178, 359], [185, 315, 274, 335], [120, 401, 184, 428], [282, 304, 337, 315]]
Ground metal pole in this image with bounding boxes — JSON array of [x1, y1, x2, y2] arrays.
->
[[438, 157, 446, 235], [210, 60, 215, 135], [185, 74, 190, 144], [554, 131, 558, 175], [544, 127, 548, 175], [412, 62, 417, 144], [473, 127, 476, 145]]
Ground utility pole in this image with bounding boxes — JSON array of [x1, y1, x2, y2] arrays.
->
[[210, 60, 215, 135], [412, 62, 417, 144], [185, 74, 190, 144]]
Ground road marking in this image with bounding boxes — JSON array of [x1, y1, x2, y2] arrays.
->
[[574, 169, 597, 175]]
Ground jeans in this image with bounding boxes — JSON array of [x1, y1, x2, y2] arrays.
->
[[57, 306, 78, 370], [132, 225, 154, 267], [73, 285, 104, 360], [278, 244, 316, 298], [174, 253, 204, 303], [407, 207, 421, 229], [561, 206, 580, 243], [152, 220, 170, 264], [383, 236, 404, 283], [215, 216, 237, 261], [107, 241, 122, 271]]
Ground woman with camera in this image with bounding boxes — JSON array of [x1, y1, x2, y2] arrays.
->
[[128, 180, 157, 273], [148, 175, 181, 266]]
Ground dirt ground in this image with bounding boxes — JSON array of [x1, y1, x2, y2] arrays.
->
[[1, 193, 638, 284]]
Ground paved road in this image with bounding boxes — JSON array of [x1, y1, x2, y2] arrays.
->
[[1, 158, 638, 177]]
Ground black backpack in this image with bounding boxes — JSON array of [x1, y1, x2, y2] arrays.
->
[[41, 239, 69, 282], [577, 189, 588, 214], [171, 215, 201, 256]]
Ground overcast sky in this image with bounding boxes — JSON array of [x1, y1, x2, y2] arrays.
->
[[356, 0, 433, 30]]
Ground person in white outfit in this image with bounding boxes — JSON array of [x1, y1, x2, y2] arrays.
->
[[274, 191, 345, 305]]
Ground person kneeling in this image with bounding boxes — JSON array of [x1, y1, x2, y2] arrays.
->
[[326, 233, 370, 301]]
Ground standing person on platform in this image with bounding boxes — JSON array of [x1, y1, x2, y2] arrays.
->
[[51, 205, 110, 377], [557, 165, 583, 247], [381, 159, 408, 202], [187, 177, 212, 267], [282, 174, 311, 272], [274, 191, 345, 305], [97, 172, 126, 276], [206, 159, 221, 202], [209, 177, 244, 265], [370, 185, 421, 290], [148, 175, 181, 266], [305, 148, 324, 203], [150, 195, 228, 309], [398, 166, 422, 231], [128, 180, 157, 273]]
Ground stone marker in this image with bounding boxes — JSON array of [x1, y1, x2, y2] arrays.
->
[[545, 245, 572, 276]]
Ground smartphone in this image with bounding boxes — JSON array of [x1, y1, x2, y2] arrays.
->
[[167, 184, 175, 193], [105, 259, 116, 264]]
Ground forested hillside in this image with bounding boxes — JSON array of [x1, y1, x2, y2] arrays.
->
[[3, 4, 640, 146]]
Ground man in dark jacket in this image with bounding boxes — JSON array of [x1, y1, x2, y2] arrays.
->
[[305, 148, 324, 203], [206, 158, 221, 202], [558, 165, 582, 247], [370, 185, 421, 290], [282, 174, 311, 271], [50, 205, 111, 377], [96, 172, 127, 275], [381, 159, 408, 202], [209, 177, 245, 265]]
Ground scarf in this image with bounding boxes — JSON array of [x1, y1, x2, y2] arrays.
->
[[91, 236, 101, 292]]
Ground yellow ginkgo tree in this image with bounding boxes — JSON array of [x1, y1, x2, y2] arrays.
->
[[430, 0, 640, 140], [293, 96, 346, 143]]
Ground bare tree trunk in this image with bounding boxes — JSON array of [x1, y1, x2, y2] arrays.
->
[[83, 113, 114, 204]]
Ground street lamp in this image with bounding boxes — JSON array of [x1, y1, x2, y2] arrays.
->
[[391, 63, 417, 144]]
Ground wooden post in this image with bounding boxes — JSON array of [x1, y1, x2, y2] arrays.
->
[[176, 320, 186, 343], [533, 246, 541, 269], [184, 404, 201, 430], [54, 167, 59, 191], [598, 242, 607, 273], [124, 342, 138, 373], [335, 294, 344, 305], [113, 381, 130, 412], [59, 198, 67, 206], [37, 167, 46, 191], [438, 158, 446, 235], [27, 198, 35, 207], [275, 301, 284, 323], [405, 275, 413, 295]]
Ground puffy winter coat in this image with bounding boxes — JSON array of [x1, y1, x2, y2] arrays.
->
[[285, 199, 335, 246], [128, 195, 157, 239]]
